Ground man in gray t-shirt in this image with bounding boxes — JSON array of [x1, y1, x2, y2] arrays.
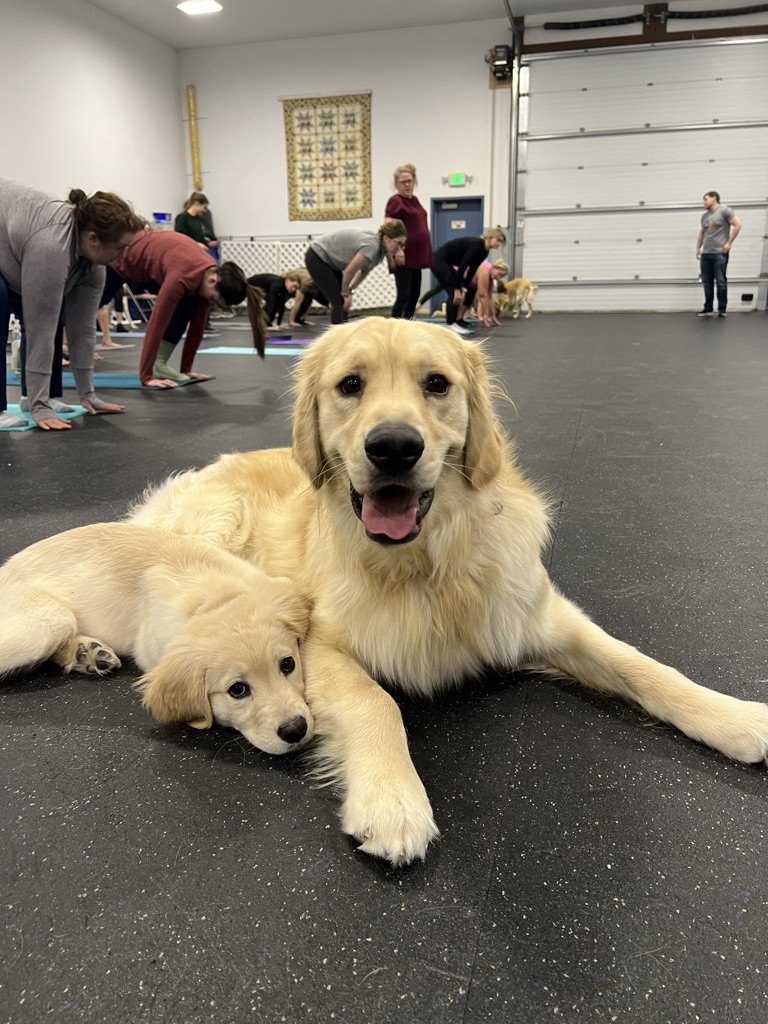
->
[[695, 191, 741, 317]]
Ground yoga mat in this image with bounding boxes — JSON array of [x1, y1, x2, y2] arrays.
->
[[60, 372, 209, 390], [97, 331, 146, 339], [198, 345, 308, 357], [0, 403, 88, 432]]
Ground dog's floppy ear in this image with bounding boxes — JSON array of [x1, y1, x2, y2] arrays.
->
[[135, 649, 213, 730], [291, 345, 327, 488], [267, 576, 313, 639], [462, 342, 506, 490]]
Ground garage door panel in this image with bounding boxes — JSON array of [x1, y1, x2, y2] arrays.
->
[[528, 42, 767, 95], [529, 76, 767, 135], [522, 130, 768, 209], [523, 213, 763, 280]]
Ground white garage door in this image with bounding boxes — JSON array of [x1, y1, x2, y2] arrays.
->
[[518, 40, 768, 311]]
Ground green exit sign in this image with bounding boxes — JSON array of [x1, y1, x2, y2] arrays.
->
[[448, 172, 467, 187]]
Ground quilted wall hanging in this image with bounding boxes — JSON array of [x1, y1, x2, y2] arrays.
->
[[282, 92, 372, 221]]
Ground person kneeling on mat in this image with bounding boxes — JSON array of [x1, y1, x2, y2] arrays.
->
[[104, 230, 266, 389]]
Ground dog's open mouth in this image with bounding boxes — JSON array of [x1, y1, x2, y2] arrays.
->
[[350, 484, 434, 544]]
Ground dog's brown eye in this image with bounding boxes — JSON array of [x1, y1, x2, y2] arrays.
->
[[338, 375, 363, 396], [228, 681, 250, 699], [280, 656, 296, 675], [425, 374, 449, 395]]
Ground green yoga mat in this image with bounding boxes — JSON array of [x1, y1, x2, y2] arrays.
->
[[0, 403, 88, 432]]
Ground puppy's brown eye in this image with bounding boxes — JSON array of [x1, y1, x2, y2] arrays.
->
[[338, 376, 362, 396], [228, 681, 250, 699], [279, 656, 296, 675], [425, 374, 449, 395]]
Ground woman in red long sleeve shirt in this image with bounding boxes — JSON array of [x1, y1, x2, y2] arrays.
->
[[105, 231, 265, 388], [384, 163, 432, 319]]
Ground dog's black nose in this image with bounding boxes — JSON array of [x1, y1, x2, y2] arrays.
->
[[364, 423, 424, 475], [277, 715, 308, 744]]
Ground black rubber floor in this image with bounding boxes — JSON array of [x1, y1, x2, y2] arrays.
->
[[2, 312, 767, 1024]]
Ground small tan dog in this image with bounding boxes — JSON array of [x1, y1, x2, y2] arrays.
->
[[0, 523, 313, 755], [498, 277, 539, 319]]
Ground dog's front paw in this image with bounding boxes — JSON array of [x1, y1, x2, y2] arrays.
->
[[715, 698, 768, 765], [341, 774, 439, 867]]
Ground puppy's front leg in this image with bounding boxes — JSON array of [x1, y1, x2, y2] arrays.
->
[[535, 588, 768, 765], [304, 639, 438, 866]]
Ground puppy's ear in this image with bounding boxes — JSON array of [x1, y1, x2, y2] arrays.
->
[[462, 342, 506, 490], [269, 577, 313, 639], [134, 648, 213, 730], [291, 346, 327, 488]]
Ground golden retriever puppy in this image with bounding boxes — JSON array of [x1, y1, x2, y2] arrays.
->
[[129, 317, 768, 865], [0, 523, 313, 755], [501, 277, 538, 319]]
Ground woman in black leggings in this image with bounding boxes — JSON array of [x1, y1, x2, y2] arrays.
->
[[430, 227, 506, 335], [304, 221, 407, 324]]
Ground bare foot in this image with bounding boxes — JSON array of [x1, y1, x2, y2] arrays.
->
[[36, 416, 72, 431]]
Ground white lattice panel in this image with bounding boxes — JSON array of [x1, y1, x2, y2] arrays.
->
[[219, 237, 396, 311]]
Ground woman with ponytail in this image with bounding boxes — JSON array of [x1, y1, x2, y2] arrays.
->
[[0, 178, 143, 429], [104, 231, 265, 388]]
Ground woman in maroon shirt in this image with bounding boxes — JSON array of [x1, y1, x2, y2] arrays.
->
[[384, 163, 432, 320], [105, 231, 265, 388]]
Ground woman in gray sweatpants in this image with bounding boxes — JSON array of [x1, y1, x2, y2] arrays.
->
[[0, 178, 143, 430]]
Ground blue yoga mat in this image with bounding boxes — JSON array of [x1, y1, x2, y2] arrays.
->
[[0, 403, 88, 432], [62, 372, 207, 390], [198, 346, 307, 357]]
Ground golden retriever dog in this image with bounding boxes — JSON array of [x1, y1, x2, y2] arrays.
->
[[0, 523, 313, 755], [129, 317, 768, 865], [498, 277, 538, 319]]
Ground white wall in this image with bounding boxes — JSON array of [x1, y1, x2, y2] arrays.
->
[[177, 19, 511, 237], [0, 0, 185, 221]]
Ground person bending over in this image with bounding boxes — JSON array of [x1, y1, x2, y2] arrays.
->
[[0, 178, 142, 430], [304, 221, 407, 325], [105, 230, 265, 388], [431, 227, 507, 335], [247, 271, 303, 330]]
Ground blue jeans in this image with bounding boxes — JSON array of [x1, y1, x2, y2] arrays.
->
[[700, 252, 728, 313]]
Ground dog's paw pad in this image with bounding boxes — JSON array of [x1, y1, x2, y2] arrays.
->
[[75, 639, 121, 675]]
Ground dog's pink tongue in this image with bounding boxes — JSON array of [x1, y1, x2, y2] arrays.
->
[[361, 490, 418, 540]]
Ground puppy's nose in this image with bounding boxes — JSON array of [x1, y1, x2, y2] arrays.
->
[[364, 423, 424, 475], [277, 715, 308, 744]]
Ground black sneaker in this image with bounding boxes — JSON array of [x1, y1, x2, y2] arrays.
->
[[718, 311, 727, 318], [696, 310, 714, 317]]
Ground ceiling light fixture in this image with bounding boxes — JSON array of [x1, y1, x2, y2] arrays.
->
[[177, 1, 223, 15]]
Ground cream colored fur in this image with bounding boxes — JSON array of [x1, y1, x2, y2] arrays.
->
[[0, 523, 313, 755], [498, 277, 539, 319], [129, 317, 768, 865]]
